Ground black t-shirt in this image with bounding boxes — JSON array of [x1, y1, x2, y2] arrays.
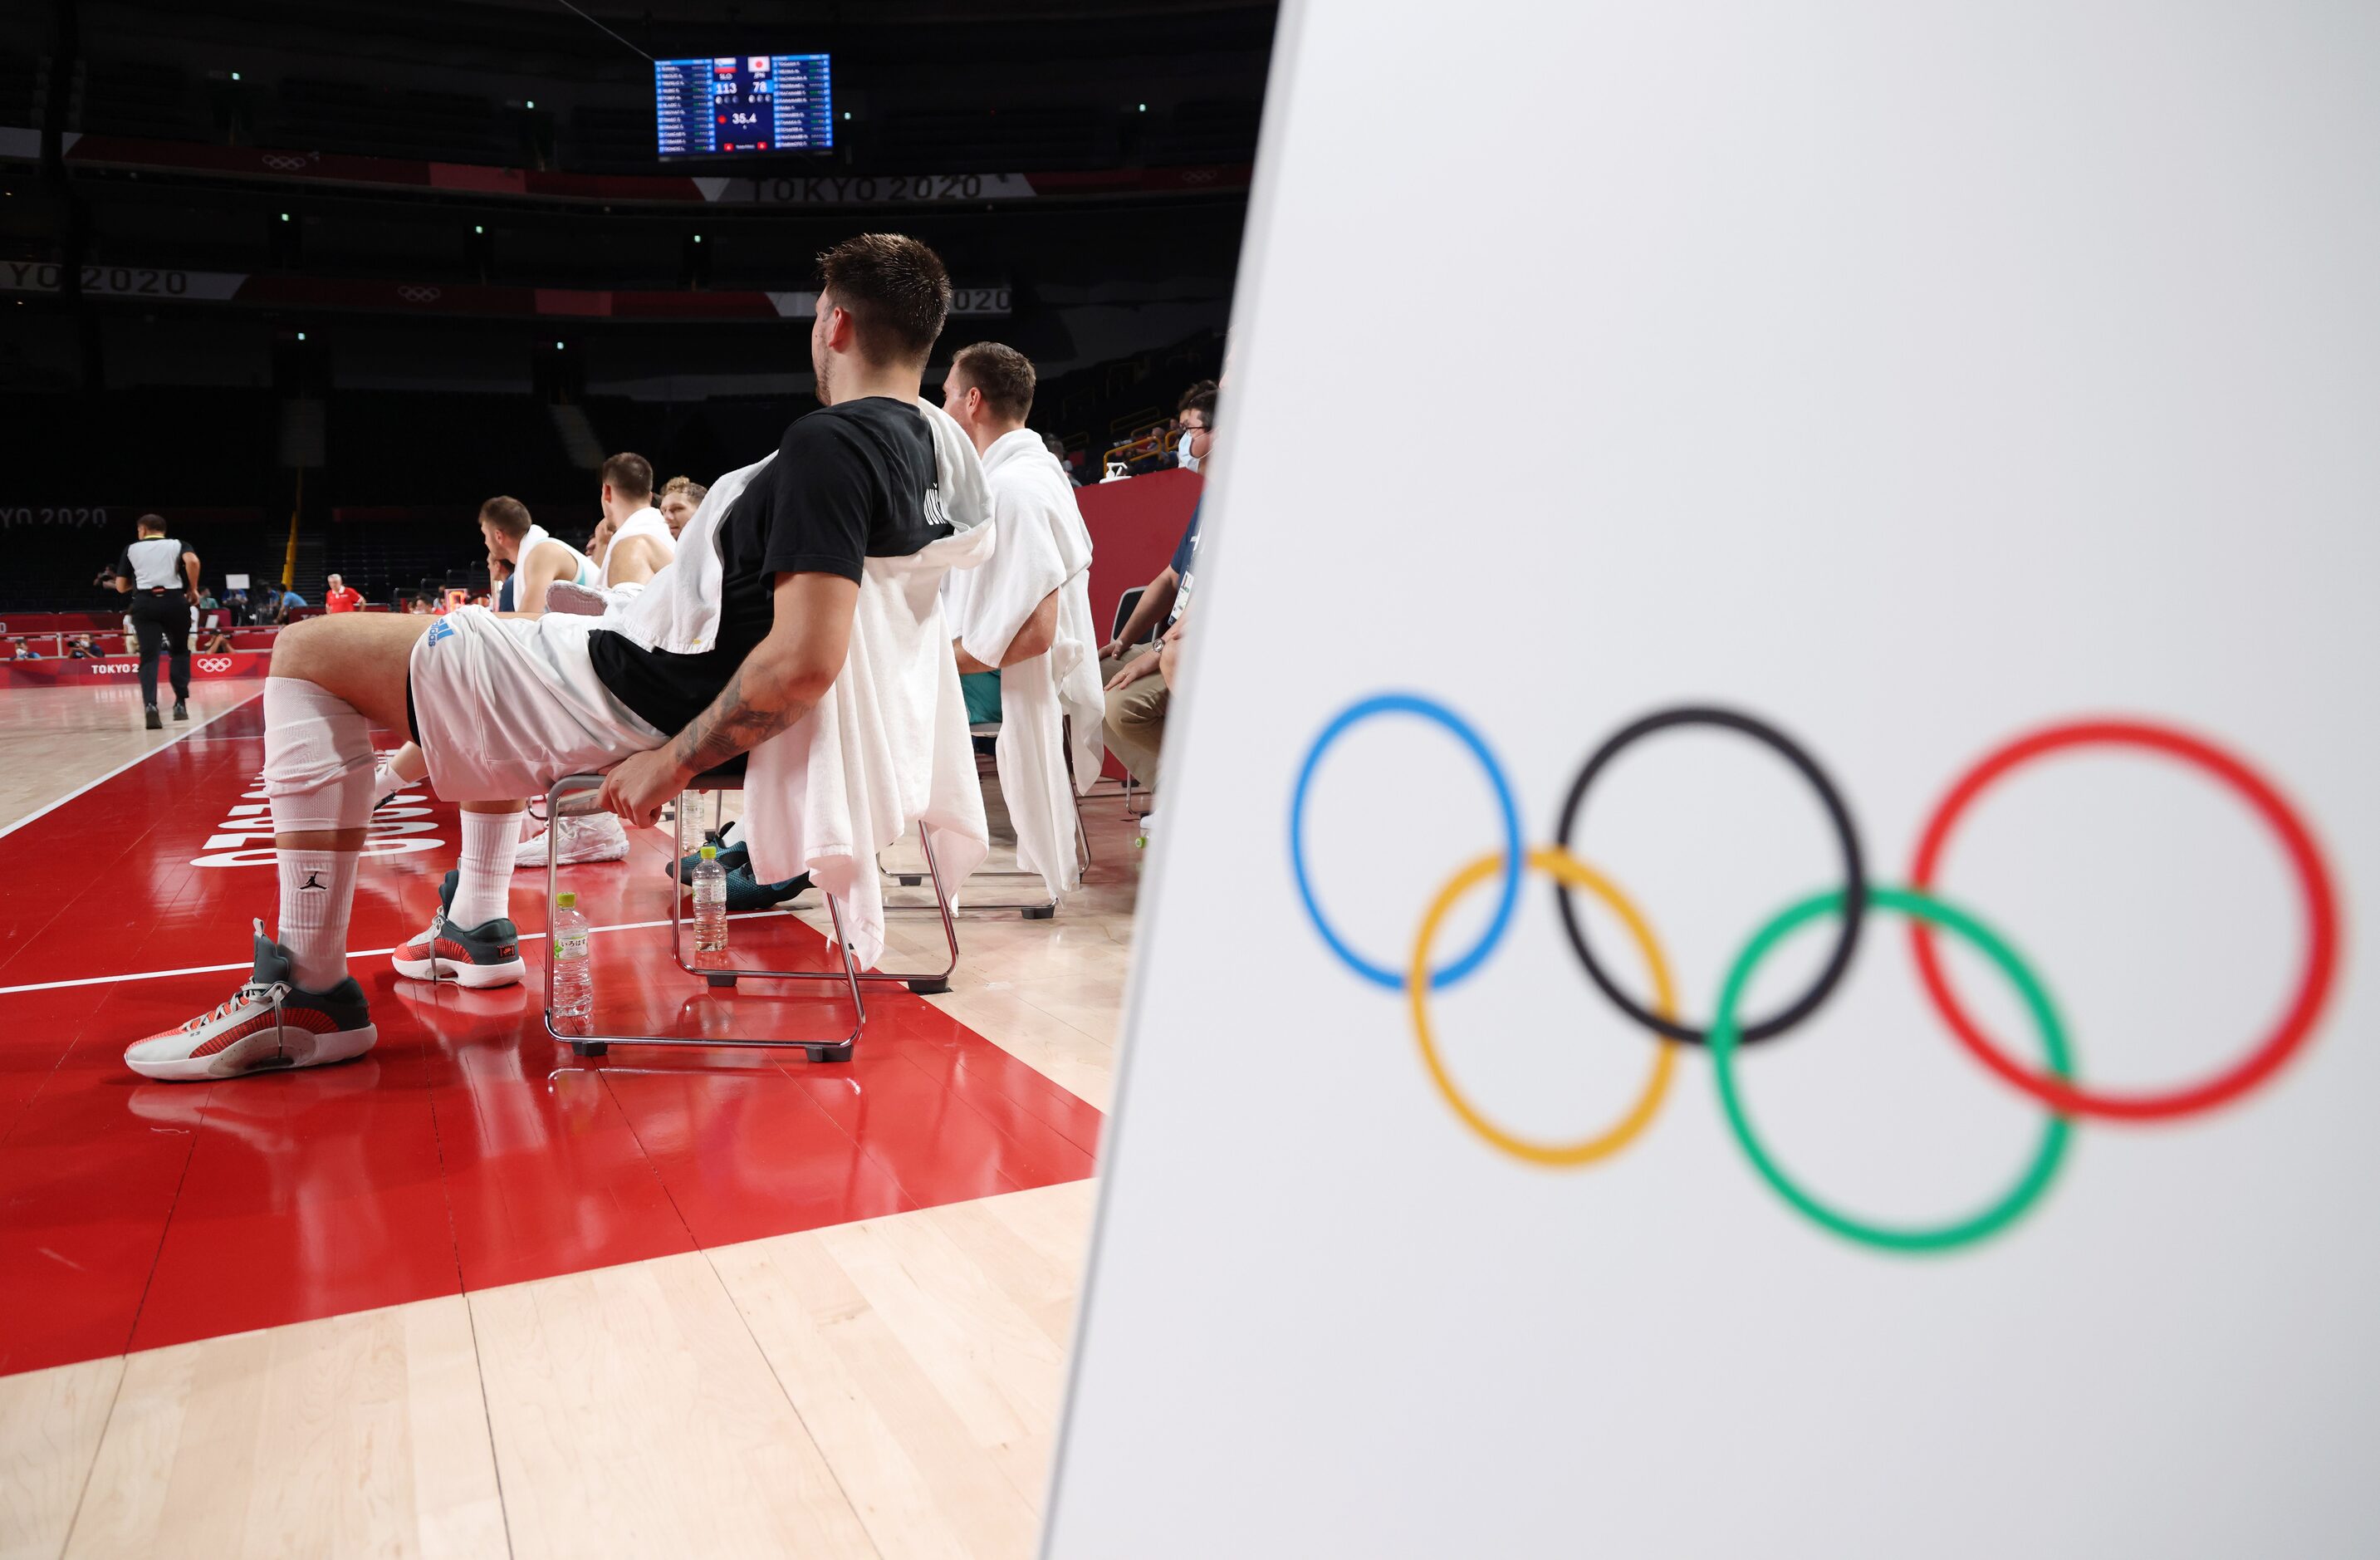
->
[[589, 396, 951, 735]]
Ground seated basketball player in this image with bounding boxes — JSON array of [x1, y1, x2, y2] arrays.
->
[[541, 453, 674, 620], [516, 452, 679, 865], [125, 233, 965, 1080], [594, 454, 673, 586], [938, 341, 1106, 900], [370, 458, 668, 826], [659, 475, 708, 539]]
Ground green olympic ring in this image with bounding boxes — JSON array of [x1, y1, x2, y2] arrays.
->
[[1709, 885, 2076, 1253]]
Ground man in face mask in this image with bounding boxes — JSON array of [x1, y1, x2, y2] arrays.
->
[[1171, 381, 1217, 473], [1099, 380, 1222, 839], [1125, 381, 1217, 478]]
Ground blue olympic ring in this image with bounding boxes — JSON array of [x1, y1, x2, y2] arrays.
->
[[1289, 693, 1524, 991]]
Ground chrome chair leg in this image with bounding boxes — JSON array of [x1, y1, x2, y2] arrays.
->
[[537, 771, 864, 1062]]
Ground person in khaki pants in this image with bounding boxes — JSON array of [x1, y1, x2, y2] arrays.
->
[[1099, 391, 1217, 822], [1100, 628, 1178, 796], [1100, 517, 1202, 813]]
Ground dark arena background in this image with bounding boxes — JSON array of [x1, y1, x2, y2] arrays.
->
[[2, 0, 1269, 617]]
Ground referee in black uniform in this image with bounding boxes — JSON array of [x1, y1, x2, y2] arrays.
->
[[112, 513, 201, 729]]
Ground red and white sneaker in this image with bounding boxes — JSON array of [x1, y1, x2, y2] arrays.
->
[[392, 869, 527, 988], [124, 920, 377, 1082]]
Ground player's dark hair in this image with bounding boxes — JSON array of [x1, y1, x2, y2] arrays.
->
[[952, 341, 1036, 423], [1178, 380, 1218, 429], [478, 496, 533, 540], [600, 452, 654, 502], [136, 512, 167, 533], [818, 233, 951, 365]]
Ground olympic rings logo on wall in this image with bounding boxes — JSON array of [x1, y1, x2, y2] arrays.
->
[[197, 656, 234, 673], [1289, 694, 2342, 1254], [396, 286, 444, 304]]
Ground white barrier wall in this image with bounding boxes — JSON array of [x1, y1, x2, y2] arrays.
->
[[1045, 2, 2380, 1554]]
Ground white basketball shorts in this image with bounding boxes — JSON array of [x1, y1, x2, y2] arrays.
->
[[406, 606, 665, 802]]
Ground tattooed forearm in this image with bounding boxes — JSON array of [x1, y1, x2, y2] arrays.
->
[[668, 662, 819, 776]]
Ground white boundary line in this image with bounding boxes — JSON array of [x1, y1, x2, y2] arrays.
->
[[0, 909, 801, 997], [0, 684, 267, 841]]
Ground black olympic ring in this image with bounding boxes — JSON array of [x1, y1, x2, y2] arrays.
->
[[1552, 705, 1868, 1047]]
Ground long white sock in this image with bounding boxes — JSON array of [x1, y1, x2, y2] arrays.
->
[[262, 676, 375, 991], [453, 811, 521, 926], [277, 849, 358, 991]]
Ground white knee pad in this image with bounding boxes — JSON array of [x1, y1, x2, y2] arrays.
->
[[262, 676, 378, 833]]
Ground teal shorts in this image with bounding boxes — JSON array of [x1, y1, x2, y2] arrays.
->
[[961, 669, 1002, 726]]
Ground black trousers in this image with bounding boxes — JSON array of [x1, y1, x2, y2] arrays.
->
[[127, 591, 193, 706]]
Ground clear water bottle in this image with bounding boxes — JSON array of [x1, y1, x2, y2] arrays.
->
[[692, 844, 729, 955], [551, 890, 593, 1033]]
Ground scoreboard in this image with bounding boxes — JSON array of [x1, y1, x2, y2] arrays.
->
[[654, 54, 833, 159]]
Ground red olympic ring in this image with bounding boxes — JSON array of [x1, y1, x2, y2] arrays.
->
[[1908, 719, 2340, 1122]]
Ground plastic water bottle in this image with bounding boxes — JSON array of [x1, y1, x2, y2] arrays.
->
[[551, 890, 593, 1033], [692, 844, 729, 956]]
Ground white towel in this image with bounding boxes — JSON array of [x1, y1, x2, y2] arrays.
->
[[943, 427, 1104, 897], [745, 522, 997, 966], [614, 399, 997, 968], [599, 505, 674, 590], [512, 522, 596, 601]]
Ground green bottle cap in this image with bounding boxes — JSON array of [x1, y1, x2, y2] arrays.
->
[[556, 890, 577, 909], [700, 844, 717, 861]]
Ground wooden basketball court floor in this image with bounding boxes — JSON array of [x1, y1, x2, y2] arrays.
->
[[0, 677, 1132, 1558]]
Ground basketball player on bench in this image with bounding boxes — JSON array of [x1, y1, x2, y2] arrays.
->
[[370, 459, 668, 830], [512, 452, 679, 866], [126, 233, 964, 1079], [659, 475, 708, 539]]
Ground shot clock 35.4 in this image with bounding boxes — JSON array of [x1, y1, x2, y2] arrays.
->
[[654, 55, 833, 159]]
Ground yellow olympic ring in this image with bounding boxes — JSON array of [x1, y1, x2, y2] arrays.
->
[[1407, 846, 1678, 1168]]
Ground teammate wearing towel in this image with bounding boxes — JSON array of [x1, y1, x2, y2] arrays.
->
[[541, 453, 674, 619], [517, 452, 678, 864], [368, 494, 584, 810], [112, 513, 200, 729], [595, 454, 673, 588], [939, 342, 1105, 900], [485, 496, 596, 614], [124, 232, 962, 1081]]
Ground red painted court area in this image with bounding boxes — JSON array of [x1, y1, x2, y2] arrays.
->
[[0, 689, 1100, 1376]]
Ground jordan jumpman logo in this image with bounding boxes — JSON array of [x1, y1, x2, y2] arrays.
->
[[298, 871, 329, 891]]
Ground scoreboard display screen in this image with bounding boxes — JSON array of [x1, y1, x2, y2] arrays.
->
[[654, 54, 833, 159]]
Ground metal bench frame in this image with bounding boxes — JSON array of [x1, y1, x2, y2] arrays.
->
[[538, 768, 963, 1063]]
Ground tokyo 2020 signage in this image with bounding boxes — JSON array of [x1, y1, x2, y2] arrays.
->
[[1290, 695, 2340, 1254]]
